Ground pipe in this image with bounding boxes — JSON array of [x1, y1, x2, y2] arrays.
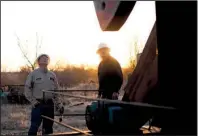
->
[[55, 90, 98, 92], [41, 115, 92, 136], [54, 113, 88, 116], [43, 90, 176, 110], [48, 131, 91, 136]]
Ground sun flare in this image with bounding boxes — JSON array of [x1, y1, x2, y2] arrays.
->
[[1, 1, 156, 71]]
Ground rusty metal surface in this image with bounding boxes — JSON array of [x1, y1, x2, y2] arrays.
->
[[123, 23, 157, 103], [94, 1, 136, 31]]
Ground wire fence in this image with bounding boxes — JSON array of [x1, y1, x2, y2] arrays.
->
[[0, 84, 98, 105]]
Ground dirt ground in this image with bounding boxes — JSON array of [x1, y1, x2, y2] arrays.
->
[[1, 101, 92, 135], [1, 83, 125, 135], [1, 89, 98, 135]]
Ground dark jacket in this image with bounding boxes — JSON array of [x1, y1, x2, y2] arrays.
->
[[98, 56, 123, 98]]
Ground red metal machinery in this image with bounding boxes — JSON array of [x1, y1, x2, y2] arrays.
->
[[94, 1, 197, 135]]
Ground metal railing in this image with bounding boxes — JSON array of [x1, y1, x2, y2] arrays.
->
[[43, 90, 176, 110], [41, 89, 97, 135], [39, 89, 176, 135], [1, 88, 167, 135]]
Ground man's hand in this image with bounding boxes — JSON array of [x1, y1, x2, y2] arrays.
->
[[112, 92, 119, 100], [32, 101, 40, 108], [57, 103, 64, 114], [97, 94, 101, 99], [59, 106, 64, 115], [58, 104, 64, 123]]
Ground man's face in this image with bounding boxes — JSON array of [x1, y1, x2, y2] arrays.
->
[[98, 48, 110, 60], [38, 56, 49, 68]]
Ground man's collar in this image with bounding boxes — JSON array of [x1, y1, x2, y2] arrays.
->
[[38, 67, 48, 73]]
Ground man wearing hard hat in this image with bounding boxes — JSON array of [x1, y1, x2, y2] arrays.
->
[[24, 54, 64, 135], [97, 43, 123, 100]]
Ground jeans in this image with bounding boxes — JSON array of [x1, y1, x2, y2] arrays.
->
[[28, 100, 54, 135]]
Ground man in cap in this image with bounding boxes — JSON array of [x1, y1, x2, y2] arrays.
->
[[24, 54, 64, 135], [97, 43, 123, 100]]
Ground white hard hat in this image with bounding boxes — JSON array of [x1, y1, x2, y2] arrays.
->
[[37, 54, 50, 63], [97, 43, 110, 53]]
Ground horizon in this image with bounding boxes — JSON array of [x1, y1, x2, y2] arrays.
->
[[1, 1, 156, 72]]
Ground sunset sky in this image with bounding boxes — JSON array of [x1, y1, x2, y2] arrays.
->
[[1, 1, 156, 71]]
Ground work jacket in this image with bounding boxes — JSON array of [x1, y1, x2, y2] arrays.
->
[[98, 56, 123, 98]]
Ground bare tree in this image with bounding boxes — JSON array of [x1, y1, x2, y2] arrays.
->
[[49, 60, 63, 71], [15, 32, 43, 71], [1, 65, 8, 72], [128, 37, 140, 70]]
